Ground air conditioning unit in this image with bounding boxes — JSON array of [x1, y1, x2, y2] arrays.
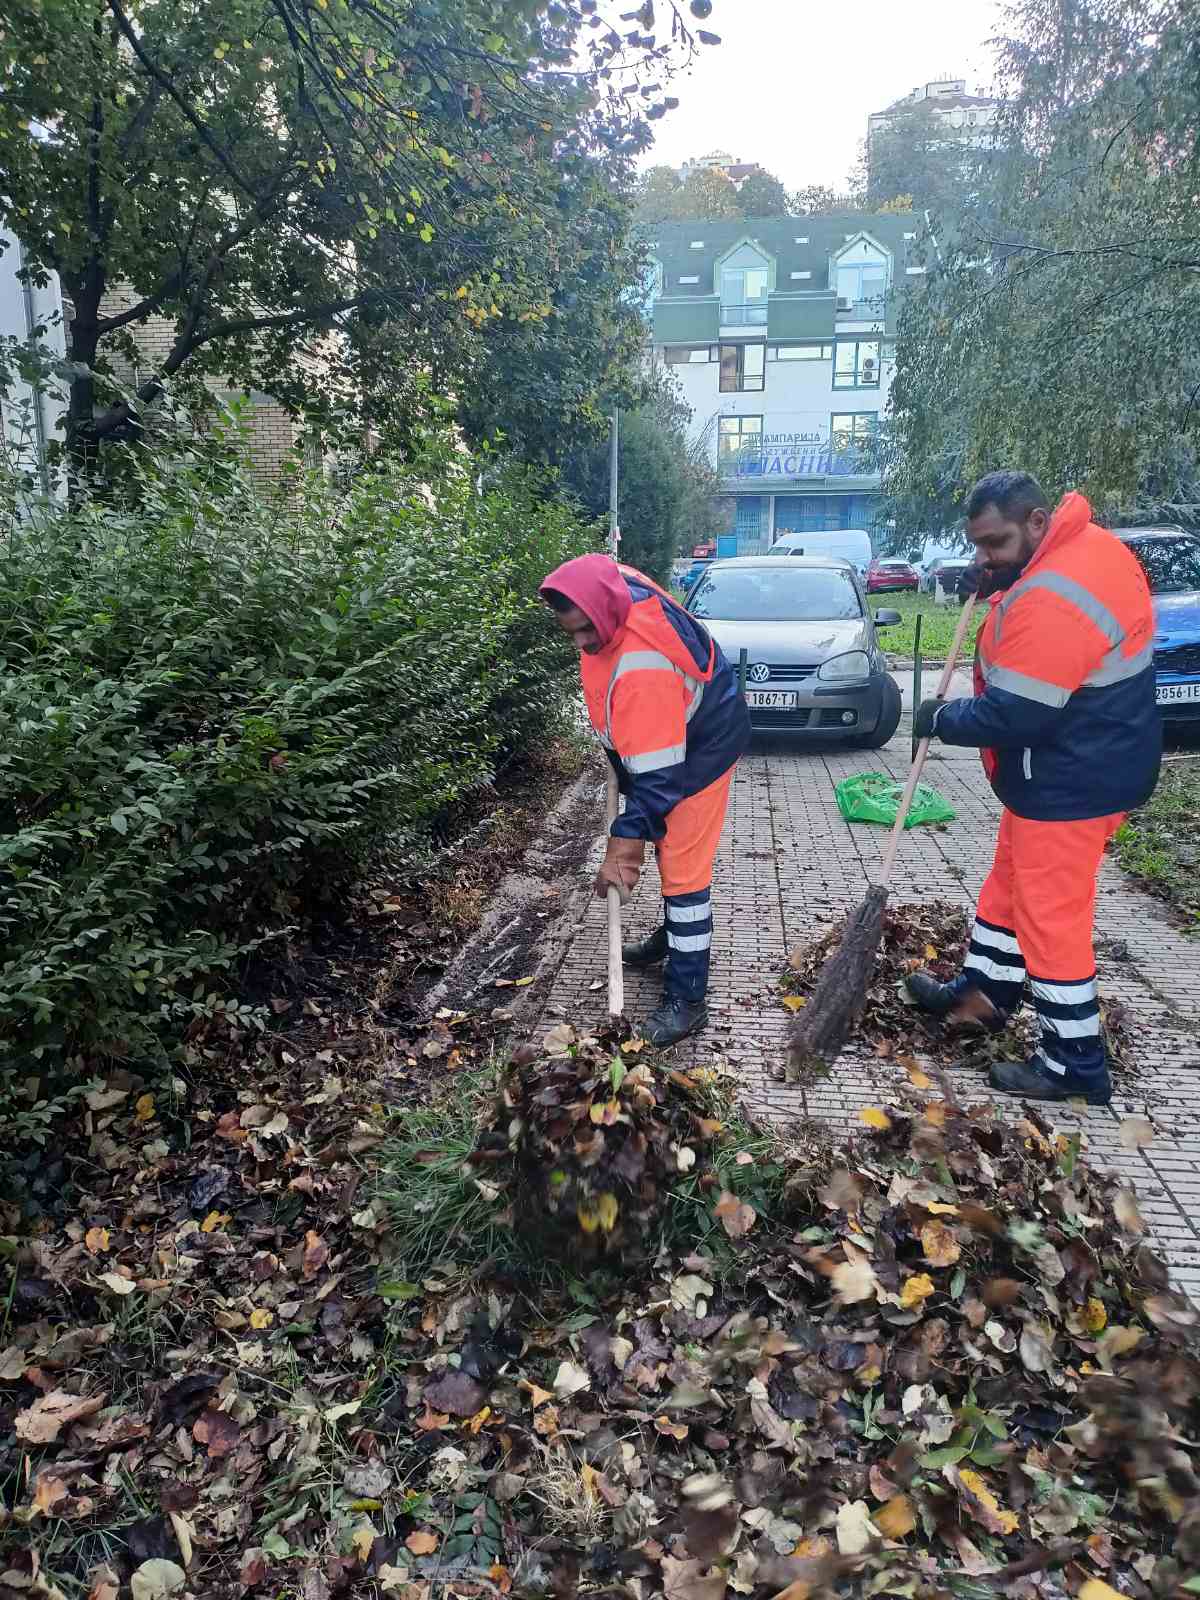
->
[[836, 295, 853, 311]]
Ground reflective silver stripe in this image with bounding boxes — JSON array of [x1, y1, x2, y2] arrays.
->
[[996, 571, 1123, 647], [964, 951, 1026, 984], [1030, 977, 1097, 1006], [1022, 747, 1032, 780], [624, 742, 687, 774], [1031, 1050, 1066, 1078], [668, 931, 712, 952], [984, 663, 1070, 707], [604, 649, 696, 744], [684, 676, 705, 721], [1038, 1013, 1102, 1039], [666, 900, 711, 923], [1084, 639, 1154, 687], [972, 920, 1022, 956]]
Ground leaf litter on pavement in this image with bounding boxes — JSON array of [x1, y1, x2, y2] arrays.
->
[[3, 1011, 1195, 1599], [780, 901, 1136, 1085]]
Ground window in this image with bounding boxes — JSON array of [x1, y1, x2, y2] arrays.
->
[[665, 345, 716, 365], [719, 343, 765, 392], [836, 257, 889, 314], [770, 343, 832, 362], [831, 412, 879, 457], [717, 415, 763, 469], [834, 340, 881, 389], [718, 242, 772, 325], [690, 565, 862, 622]]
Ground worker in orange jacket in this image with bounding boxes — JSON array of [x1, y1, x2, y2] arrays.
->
[[540, 553, 751, 1046], [909, 471, 1161, 1104]]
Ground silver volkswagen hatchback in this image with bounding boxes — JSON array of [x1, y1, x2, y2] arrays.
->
[[686, 555, 903, 745]]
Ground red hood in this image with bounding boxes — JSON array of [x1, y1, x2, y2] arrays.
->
[[540, 554, 631, 647]]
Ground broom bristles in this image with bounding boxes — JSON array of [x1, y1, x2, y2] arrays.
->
[[786, 885, 888, 1081]]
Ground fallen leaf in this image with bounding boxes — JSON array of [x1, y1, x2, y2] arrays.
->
[[15, 1389, 105, 1444], [199, 1211, 230, 1234], [129, 1559, 186, 1600], [32, 1472, 69, 1514], [425, 1370, 487, 1417], [835, 1498, 876, 1554], [98, 1270, 137, 1295], [781, 995, 807, 1012], [899, 1273, 934, 1308], [859, 1107, 891, 1131], [1098, 1325, 1145, 1362], [1082, 1298, 1107, 1334], [906, 1063, 933, 1090], [832, 1253, 879, 1306], [920, 1220, 961, 1267], [661, 1555, 726, 1600], [873, 1494, 917, 1540], [192, 1406, 241, 1459], [1079, 1582, 1125, 1600], [351, 1524, 375, 1562], [533, 1403, 560, 1435], [714, 1190, 757, 1238], [134, 1093, 156, 1122], [405, 1530, 439, 1556], [1113, 1188, 1146, 1234], [302, 1229, 329, 1279], [1119, 1115, 1154, 1150], [84, 1226, 111, 1254], [553, 1360, 591, 1399], [950, 1466, 1019, 1536], [249, 1308, 274, 1330]]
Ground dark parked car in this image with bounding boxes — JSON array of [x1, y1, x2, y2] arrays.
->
[[686, 556, 903, 746], [1118, 527, 1200, 722], [921, 557, 972, 596]]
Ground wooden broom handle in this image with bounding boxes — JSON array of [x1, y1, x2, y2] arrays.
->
[[878, 596, 978, 889], [605, 768, 625, 1017]]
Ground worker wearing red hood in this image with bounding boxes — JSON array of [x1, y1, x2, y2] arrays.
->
[[541, 553, 751, 1046], [908, 472, 1161, 1105]]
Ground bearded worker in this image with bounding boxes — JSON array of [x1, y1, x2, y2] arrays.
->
[[540, 553, 751, 1047], [908, 471, 1161, 1104]]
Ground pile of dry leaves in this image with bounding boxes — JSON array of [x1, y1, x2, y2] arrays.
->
[[3, 1019, 1196, 1600], [782, 901, 1135, 1081]]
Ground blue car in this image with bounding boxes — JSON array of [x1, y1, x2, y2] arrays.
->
[[1119, 527, 1200, 723], [678, 559, 711, 596]]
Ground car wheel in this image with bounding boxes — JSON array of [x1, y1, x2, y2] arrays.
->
[[857, 674, 902, 749]]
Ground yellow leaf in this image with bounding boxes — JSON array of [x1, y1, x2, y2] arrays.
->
[[596, 1192, 619, 1232], [1083, 1298, 1107, 1334], [352, 1524, 375, 1561], [924, 944, 938, 960], [134, 1093, 156, 1122], [514, 976, 534, 987], [1099, 1325, 1144, 1360], [249, 1309, 274, 1330], [580, 1461, 599, 1501], [520, 1381, 553, 1409], [781, 995, 807, 1012], [84, 1226, 111, 1255], [859, 1107, 891, 1131], [1079, 1582, 1125, 1600], [873, 1493, 917, 1539], [899, 1273, 935, 1308], [956, 1468, 1018, 1535], [577, 1205, 599, 1234], [201, 1211, 231, 1233], [925, 1201, 959, 1215], [906, 1063, 932, 1090], [924, 1102, 947, 1127]]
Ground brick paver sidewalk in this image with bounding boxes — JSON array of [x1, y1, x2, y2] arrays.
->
[[543, 692, 1200, 1296]]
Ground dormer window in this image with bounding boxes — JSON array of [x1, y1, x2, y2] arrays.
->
[[834, 237, 891, 318], [718, 241, 771, 326]]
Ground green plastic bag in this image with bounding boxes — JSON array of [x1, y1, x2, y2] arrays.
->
[[835, 771, 956, 829]]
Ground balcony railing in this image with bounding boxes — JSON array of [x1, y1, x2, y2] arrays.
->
[[719, 301, 768, 326], [836, 294, 888, 319]]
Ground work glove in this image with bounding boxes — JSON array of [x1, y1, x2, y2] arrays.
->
[[913, 697, 946, 741], [595, 835, 645, 904]]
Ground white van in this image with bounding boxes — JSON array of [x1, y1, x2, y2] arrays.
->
[[769, 528, 873, 576]]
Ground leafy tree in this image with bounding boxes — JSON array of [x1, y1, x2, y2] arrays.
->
[[635, 164, 686, 220], [864, 102, 983, 216], [0, 0, 721, 476], [636, 163, 742, 221], [735, 169, 789, 216], [887, 0, 1199, 520], [788, 183, 855, 216], [560, 374, 718, 581]]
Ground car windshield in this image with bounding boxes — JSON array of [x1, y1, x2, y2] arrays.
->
[[1128, 538, 1200, 594], [690, 566, 863, 622]]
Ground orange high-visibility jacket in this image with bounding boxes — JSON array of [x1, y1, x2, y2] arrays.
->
[[579, 565, 750, 841], [937, 493, 1161, 820]]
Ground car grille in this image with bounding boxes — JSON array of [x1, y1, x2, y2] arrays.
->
[[750, 708, 813, 728], [749, 663, 817, 682], [1155, 644, 1200, 675]]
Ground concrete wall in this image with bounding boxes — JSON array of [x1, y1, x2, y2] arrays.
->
[[0, 225, 67, 492]]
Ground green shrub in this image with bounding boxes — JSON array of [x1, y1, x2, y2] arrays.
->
[[0, 439, 595, 1069]]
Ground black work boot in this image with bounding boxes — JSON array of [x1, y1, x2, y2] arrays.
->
[[905, 971, 1007, 1033], [623, 925, 668, 969], [989, 1051, 1112, 1107], [643, 995, 708, 1048]]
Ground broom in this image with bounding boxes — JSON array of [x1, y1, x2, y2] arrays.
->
[[786, 596, 978, 1080], [605, 768, 625, 1018]]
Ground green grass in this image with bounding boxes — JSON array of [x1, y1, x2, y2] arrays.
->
[[1115, 762, 1200, 926], [872, 591, 985, 660]]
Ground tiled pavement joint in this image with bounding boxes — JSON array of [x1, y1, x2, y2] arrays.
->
[[541, 700, 1200, 1292]]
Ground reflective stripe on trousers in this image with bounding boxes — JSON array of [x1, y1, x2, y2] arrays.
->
[[664, 888, 712, 1004]]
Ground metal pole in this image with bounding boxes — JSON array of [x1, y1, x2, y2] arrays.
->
[[738, 647, 749, 698], [608, 407, 620, 556]]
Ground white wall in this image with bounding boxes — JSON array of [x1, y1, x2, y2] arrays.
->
[[0, 225, 67, 492]]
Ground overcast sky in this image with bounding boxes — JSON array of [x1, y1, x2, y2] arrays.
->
[[641, 0, 1004, 193]]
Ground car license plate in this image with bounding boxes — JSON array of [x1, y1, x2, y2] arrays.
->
[[1156, 682, 1200, 704], [745, 690, 798, 709]]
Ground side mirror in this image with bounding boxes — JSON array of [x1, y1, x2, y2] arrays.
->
[[874, 609, 902, 627]]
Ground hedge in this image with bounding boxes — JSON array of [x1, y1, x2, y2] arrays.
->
[[0, 442, 595, 1072]]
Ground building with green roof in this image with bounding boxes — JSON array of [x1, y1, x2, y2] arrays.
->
[[644, 212, 925, 554]]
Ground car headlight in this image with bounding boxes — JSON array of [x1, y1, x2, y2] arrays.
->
[[817, 650, 871, 681]]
